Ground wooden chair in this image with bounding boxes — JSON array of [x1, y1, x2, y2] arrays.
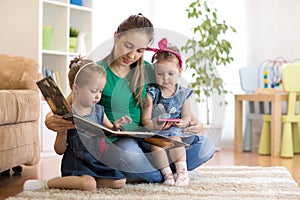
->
[[239, 67, 267, 151], [259, 63, 300, 157]]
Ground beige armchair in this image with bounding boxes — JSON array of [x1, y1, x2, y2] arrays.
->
[[0, 54, 40, 175]]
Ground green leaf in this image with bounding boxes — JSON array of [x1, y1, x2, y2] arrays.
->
[[182, 0, 236, 106]]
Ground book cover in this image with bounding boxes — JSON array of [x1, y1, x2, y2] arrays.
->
[[36, 76, 73, 121]]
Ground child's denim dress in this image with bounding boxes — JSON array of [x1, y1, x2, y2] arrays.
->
[[148, 84, 195, 140], [61, 104, 125, 179]]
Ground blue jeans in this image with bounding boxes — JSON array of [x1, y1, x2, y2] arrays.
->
[[101, 138, 162, 183], [103, 135, 215, 183], [185, 134, 215, 171]]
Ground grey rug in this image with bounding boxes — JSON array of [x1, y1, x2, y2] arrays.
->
[[7, 166, 300, 200]]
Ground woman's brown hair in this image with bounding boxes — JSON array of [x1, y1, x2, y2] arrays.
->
[[103, 14, 154, 105]]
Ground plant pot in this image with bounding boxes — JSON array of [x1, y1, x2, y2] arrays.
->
[[75, 33, 87, 54], [42, 25, 53, 50], [69, 37, 77, 52]]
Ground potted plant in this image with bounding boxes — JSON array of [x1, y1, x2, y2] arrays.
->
[[181, 0, 236, 125], [69, 26, 79, 52]]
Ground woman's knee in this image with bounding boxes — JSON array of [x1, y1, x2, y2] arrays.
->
[[114, 138, 141, 152], [185, 136, 216, 170], [201, 136, 216, 157]]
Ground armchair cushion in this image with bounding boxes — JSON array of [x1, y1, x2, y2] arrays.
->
[[0, 90, 40, 125]]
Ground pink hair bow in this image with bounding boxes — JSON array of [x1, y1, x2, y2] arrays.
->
[[146, 38, 183, 69]]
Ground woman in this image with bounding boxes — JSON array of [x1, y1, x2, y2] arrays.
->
[[45, 14, 215, 186]]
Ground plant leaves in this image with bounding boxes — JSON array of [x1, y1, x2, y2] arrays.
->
[[182, 0, 235, 107]]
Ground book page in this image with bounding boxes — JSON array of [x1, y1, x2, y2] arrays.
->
[[73, 115, 155, 138]]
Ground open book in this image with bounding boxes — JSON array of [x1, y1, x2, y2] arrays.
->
[[36, 76, 189, 149], [73, 115, 189, 149]]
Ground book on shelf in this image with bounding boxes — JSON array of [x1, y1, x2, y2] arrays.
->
[[36, 76, 189, 149], [43, 68, 61, 89], [52, 70, 61, 89]]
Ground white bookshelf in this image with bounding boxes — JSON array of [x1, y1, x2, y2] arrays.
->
[[41, 0, 93, 96], [41, 0, 93, 157], [0, 0, 93, 157]]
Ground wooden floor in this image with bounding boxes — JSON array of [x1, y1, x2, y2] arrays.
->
[[0, 148, 299, 200]]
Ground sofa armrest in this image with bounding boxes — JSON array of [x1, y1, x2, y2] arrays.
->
[[0, 54, 40, 91]]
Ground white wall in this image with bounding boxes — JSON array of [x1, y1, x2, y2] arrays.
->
[[245, 0, 300, 64], [92, 0, 154, 49], [0, 0, 39, 61], [92, 0, 300, 148]]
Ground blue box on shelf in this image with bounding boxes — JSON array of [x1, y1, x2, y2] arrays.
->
[[70, 0, 82, 6]]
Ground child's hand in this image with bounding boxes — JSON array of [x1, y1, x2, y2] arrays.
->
[[154, 120, 172, 130], [153, 119, 165, 130], [113, 116, 132, 130], [172, 119, 183, 128]]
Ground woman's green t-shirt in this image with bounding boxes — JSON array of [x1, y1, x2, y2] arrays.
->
[[97, 61, 155, 131]]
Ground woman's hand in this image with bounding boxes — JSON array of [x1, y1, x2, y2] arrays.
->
[[45, 112, 75, 133], [184, 120, 203, 134], [54, 130, 68, 155]]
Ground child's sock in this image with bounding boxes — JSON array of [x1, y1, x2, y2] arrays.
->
[[161, 167, 175, 186], [23, 179, 48, 190], [174, 161, 189, 186]]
